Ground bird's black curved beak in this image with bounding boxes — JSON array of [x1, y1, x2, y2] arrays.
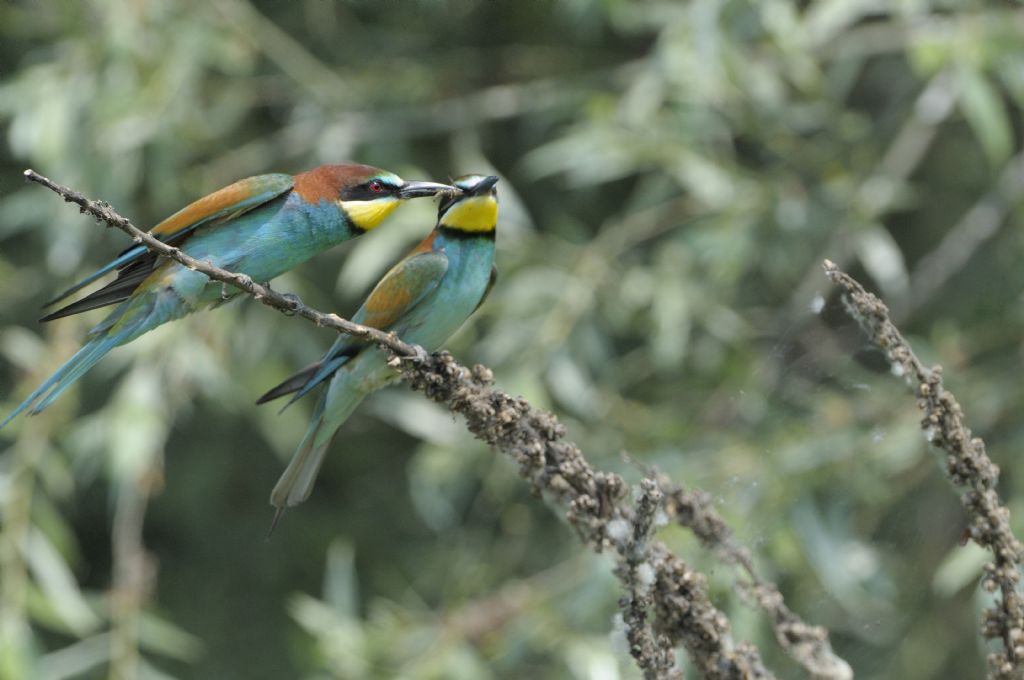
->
[[399, 180, 455, 199], [466, 175, 500, 195]]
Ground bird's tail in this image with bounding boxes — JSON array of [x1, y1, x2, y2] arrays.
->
[[269, 388, 365, 527], [0, 304, 149, 429]]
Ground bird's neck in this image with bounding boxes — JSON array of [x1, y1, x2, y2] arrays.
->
[[289, 194, 364, 248], [432, 228, 494, 269]]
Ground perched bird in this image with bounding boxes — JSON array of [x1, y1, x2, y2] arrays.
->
[[257, 174, 499, 526], [1, 164, 453, 428]]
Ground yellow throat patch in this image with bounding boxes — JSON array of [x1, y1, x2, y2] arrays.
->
[[441, 196, 498, 233], [339, 197, 400, 231]]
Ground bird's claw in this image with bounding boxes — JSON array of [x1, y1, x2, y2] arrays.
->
[[411, 345, 429, 364], [280, 293, 303, 316], [389, 344, 429, 370]]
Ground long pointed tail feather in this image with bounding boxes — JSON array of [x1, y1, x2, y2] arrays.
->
[[270, 422, 332, 510], [255, 361, 323, 405], [270, 389, 364, 513], [1, 308, 147, 429], [42, 246, 146, 308], [256, 352, 355, 408], [1, 337, 115, 428]]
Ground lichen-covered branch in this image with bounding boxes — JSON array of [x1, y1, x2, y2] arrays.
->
[[619, 446, 850, 678], [657, 477, 852, 680], [824, 259, 1024, 680], [401, 358, 771, 678], [21, 170, 849, 679], [614, 479, 682, 679]]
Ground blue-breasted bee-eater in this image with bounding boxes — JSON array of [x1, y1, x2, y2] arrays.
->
[[1, 164, 452, 428], [257, 174, 499, 522]]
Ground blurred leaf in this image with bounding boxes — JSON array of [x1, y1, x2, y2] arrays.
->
[[791, 500, 893, 619], [323, 539, 359, 619], [566, 636, 625, 680], [107, 366, 168, 482], [805, 0, 887, 47], [368, 392, 461, 447], [37, 633, 110, 680], [407, 441, 483, 532], [137, 611, 204, 661], [932, 542, 988, 598], [289, 594, 369, 677], [956, 63, 1013, 167], [25, 529, 99, 635], [546, 351, 601, 419], [137, 658, 182, 680], [855, 224, 909, 299]]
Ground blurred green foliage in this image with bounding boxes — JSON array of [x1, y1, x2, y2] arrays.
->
[[1, 1, 1023, 678]]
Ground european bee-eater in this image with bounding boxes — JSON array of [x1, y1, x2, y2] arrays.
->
[[1, 164, 452, 428], [257, 174, 499, 523]]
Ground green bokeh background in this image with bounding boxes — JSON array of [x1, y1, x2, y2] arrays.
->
[[2, 1, 1023, 678]]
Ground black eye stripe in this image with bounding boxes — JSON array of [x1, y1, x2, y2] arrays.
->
[[340, 181, 397, 201]]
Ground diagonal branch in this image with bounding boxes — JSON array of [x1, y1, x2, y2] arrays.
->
[[658, 477, 852, 680], [824, 259, 1024, 680], [22, 169, 423, 362], [399, 356, 771, 679], [21, 169, 853, 679]]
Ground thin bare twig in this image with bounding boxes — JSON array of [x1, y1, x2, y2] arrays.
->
[[824, 259, 1024, 680]]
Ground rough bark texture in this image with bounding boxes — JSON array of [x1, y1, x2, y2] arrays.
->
[[825, 259, 1024, 680]]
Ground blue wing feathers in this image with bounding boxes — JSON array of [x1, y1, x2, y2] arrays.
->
[[43, 174, 294, 314]]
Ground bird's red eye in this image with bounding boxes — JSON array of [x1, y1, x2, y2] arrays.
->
[[369, 180, 384, 193]]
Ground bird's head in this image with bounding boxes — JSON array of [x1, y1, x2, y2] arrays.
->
[[294, 163, 453, 232], [437, 175, 500, 234]]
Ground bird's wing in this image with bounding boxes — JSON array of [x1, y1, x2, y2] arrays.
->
[[257, 251, 449, 405], [41, 173, 295, 319], [353, 250, 450, 330]]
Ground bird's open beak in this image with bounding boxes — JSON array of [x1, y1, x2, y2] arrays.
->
[[398, 180, 455, 199], [466, 175, 500, 195]]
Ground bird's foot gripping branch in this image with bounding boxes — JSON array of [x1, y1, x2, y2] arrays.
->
[[17, 170, 861, 678]]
